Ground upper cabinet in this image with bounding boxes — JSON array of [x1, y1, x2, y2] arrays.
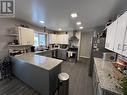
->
[[113, 12, 127, 54], [58, 34, 68, 44], [122, 32, 127, 56], [48, 34, 68, 44], [18, 27, 34, 45], [48, 34, 57, 44], [8, 27, 34, 46], [105, 11, 127, 57], [105, 20, 117, 51]]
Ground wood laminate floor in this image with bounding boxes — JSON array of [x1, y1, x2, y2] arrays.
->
[[0, 59, 93, 95]]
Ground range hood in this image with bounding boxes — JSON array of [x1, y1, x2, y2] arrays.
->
[[69, 30, 79, 41]]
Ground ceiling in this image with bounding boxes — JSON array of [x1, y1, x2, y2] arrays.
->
[[15, 0, 127, 31]]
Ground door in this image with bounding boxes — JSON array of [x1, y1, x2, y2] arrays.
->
[[114, 12, 127, 54], [105, 20, 117, 51]]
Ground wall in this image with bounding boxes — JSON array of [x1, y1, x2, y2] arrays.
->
[[0, 18, 43, 58], [80, 32, 92, 58]]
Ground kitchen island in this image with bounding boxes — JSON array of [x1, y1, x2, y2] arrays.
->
[[10, 53, 63, 95]]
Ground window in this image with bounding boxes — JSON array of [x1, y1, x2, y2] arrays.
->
[[34, 32, 46, 47]]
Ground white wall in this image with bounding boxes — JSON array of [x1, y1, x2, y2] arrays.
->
[[80, 32, 92, 58]]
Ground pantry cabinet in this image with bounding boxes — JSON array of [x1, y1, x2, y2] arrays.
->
[[18, 27, 34, 45], [105, 20, 117, 51]]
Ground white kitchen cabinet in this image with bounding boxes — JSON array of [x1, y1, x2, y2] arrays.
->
[[58, 34, 68, 44], [48, 34, 57, 44], [62, 34, 68, 44], [18, 27, 34, 45], [113, 12, 127, 54], [122, 32, 127, 56], [48, 34, 68, 44], [105, 20, 117, 51], [105, 11, 127, 56]]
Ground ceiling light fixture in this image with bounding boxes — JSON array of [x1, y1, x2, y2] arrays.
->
[[58, 28, 62, 31], [76, 21, 82, 25], [40, 21, 45, 24], [79, 26, 84, 29], [71, 13, 78, 18]]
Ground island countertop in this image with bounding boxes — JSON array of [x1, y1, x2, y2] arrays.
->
[[11, 52, 62, 95], [13, 52, 63, 70], [94, 57, 124, 95]]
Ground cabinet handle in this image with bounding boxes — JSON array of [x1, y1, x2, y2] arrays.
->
[[122, 44, 127, 51], [117, 44, 121, 50]]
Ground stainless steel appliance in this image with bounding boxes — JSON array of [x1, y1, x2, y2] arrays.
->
[[103, 52, 117, 61], [67, 47, 78, 62], [89, 30, 110, 76]]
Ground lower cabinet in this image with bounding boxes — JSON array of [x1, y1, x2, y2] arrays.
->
[[57, 49, 67, 60]]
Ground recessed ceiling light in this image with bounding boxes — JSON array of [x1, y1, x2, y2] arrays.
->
[[79, 26, 84, 29], [58, 28, 62, 31], [40, 21, 45, 24], [71, 13, 78, 18], [76, 21, 82, 25]]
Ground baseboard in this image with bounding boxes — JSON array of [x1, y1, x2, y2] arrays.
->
[[80, 56, 90, 59]]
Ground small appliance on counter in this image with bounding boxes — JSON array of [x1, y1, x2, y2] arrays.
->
[[113, 55, 127, 76], [9, 49, 28, 56], [113, 60, 127, 76], [31, 46, 35, 52], [48, 44, 60, 49], [103, 52, 117, 61], [8, 39, 19, 45]]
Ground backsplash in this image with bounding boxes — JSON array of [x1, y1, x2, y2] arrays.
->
[[117, 54, 127, 62]]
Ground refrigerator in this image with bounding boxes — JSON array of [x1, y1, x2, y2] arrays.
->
[[88, 31, 110, 76]]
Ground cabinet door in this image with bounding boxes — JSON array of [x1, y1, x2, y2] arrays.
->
[[114, 12, 127, 54], [57, 34, 68, 44], [27, 29, 34, 45], [122, 32, 127, 56], [61, 50, 67, 60], [57, 49, 62, 59], [62, 34, 68, 44], [105, 20, 117, 51], [48, 34, 52, 44], [56, 35, 61, 44], [48, 34, 57, 44], [19, 27, 34, 45], [18, 27, 28, 45]]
